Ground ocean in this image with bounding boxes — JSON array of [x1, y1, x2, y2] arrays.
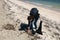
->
[[21, 0, 60, 11]]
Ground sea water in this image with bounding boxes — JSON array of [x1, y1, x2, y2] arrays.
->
[[21, 0, 60, 11]]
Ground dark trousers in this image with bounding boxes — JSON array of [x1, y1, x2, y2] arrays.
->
[[34, 16, 39, 29]]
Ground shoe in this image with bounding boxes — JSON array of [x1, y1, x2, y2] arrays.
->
[[36, 30, 43, 35], [31, 29, 36, 35]]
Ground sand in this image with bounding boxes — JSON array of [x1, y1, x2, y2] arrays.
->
[[0, 0, 60, 40]]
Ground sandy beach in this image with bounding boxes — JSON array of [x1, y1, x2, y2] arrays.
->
[[0, 0, 60, 40]]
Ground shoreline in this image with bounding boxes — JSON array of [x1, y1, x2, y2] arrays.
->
[[16, 0, 60, 24], [5, 0, 60, 23], [20, 0, 60, 12]]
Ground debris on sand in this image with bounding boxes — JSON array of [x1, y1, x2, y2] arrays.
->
[[2, 24, 15, 31]]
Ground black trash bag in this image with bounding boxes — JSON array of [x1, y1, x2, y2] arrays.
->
[[19, 23, 28, 31]]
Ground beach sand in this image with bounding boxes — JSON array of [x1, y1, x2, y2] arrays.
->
[[0, 0, 60, 40]]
